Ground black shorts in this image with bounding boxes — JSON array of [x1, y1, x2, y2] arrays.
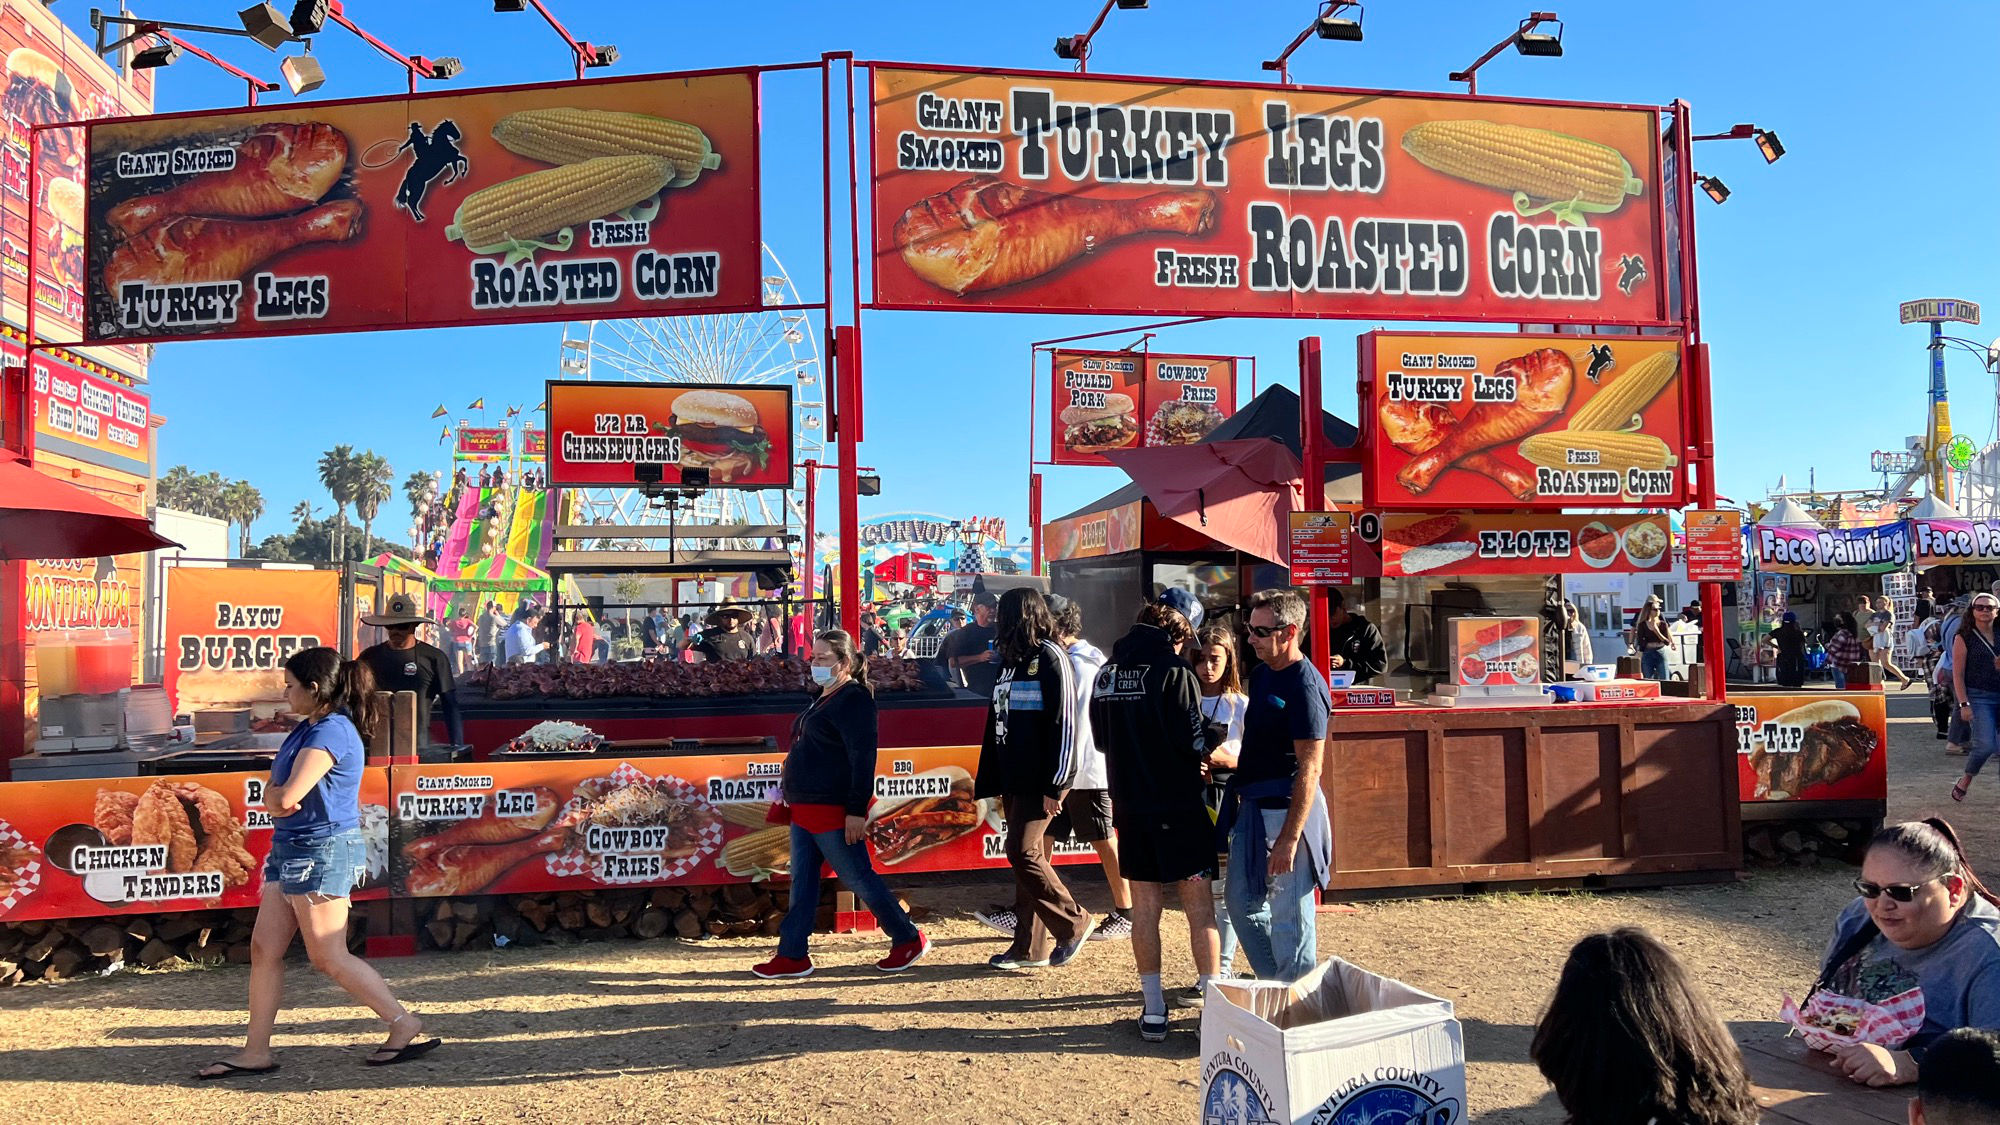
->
[[1049, 788, 1113, 844], [1114, 803, 1218, 884]]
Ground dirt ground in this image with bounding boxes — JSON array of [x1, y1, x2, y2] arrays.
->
[[0, 687, 1985, 1123]]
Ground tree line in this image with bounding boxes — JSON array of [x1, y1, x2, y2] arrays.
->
[[156, 446, 439, 564]]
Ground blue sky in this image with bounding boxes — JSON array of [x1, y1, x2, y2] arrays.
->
[[74, 1, 2000, 544]]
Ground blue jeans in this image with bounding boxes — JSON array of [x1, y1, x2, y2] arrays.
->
[[1641, 648, 1668, 682], [264, 827, 367, 898], [1223, 809, 1317, 982], [1968, 689, 2000, 778], [777, 824, 920, 958], [1213, 864, 1240, 976]]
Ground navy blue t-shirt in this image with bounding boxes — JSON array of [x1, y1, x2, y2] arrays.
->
[[1235, 659, 1332, 788]]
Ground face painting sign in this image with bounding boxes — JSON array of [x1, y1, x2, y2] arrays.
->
[[544, 380, 792, 489], [1050, 349, 1237, 465], [871, 66, 1666, 323], [1910, 518, 2000, 565], [1361, 331, 1685, 510], [80, 69, 759, 344], [1754, 523, 1910, 574]]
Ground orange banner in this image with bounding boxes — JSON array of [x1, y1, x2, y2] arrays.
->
[[82, 69, 759, 344], [163, 567, 341, 717], [544, 379, 791, 489], [0, 768, 390, 922], [1381, 511, 1672, 577], [1049, 349, 1236, 465], [1729, 692, 1887, 805], [1361, 331, 1686, 510], [872, 66, 1666, 323], [1044, 499, 1142, 562]]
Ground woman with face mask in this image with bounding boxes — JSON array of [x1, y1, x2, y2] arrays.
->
[[751, 630, 929, 979]]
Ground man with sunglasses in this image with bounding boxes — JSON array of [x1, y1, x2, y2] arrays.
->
[[1216, 588, 1333, 982], [358, 593, 464, 750]]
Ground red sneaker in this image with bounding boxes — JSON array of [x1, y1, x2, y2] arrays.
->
[[876, 931, 930, 973], [750, 954, 814, 979]]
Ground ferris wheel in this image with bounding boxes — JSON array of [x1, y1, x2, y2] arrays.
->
[[555, 243, 825, 542]]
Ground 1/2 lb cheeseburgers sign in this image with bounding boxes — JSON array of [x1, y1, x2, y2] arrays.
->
[[544, 380, 792, 489], [872, 65, 1667, 323]]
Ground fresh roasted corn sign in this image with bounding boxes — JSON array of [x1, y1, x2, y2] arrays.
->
[[1380, 511, 1672, 577], [871, 66, 1665, 322], [77, 69, 760, 344], [1361, 331, 1686, 511], [1048, 348, 1236, 465], [544, 380, 792, 490]]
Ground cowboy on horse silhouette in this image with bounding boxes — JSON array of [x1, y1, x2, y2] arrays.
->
[[395, 120, 467, 222]]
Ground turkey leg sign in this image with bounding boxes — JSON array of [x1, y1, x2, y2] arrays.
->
[[1394, 348, 1574, 495]]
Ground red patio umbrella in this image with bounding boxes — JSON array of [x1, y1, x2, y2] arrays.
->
[[1099, 438, 1304, 565], [0, 449, 179, 560]]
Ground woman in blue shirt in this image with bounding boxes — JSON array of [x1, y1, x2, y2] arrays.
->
[[198, 647, 439, 1079]]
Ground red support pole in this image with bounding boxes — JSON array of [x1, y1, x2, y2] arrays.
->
[[1671, 102, 1726, 702], [834, 326, 862, 637], [1030, 472, 1044, 575], [1299, 338, 1331, 677], [802, 459, 818, 607]]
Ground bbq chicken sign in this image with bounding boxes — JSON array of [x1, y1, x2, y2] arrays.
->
[[871, 65, 1667, 323], [1361, 331, 1687, 511]]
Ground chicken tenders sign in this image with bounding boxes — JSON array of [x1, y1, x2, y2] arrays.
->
[[75, 68, 760, 344], [871, 65, 1666, 322]]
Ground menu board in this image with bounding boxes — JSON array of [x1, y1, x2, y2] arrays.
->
[[1684, 509, 1742, 582], [1362, 331, 1687, 511], [0, 769, 391, 923], [1730, 692, 1887, 804], [1380, 512, 1672, 577], [544, 379, 792, 489], [1050, 348, 1236, 466], [1288, 511, 1352, 585]]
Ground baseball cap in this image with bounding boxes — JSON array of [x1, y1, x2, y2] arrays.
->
[[1157, 587, 1204, 631], [973, 592, 999, 610]]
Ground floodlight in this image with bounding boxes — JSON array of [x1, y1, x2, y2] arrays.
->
[[1696, 174, 1729, 204], [584, 42, 618, 67], [131, 40, 180, 68], [281, 53, 324, 94], [493, 0, 527, 11], [1316, 5, 1363, 41], [1054, 34, 1083, 60], [425, 55, 464, 79], [238, 3, 294, 50], [289, 0, 329, 35], [1754, 128, 1784, 163]]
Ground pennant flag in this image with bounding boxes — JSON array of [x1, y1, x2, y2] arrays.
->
[[437, 426, 450, 444], [505, 404, 521, 417], [430, 404, 448, 418], [534, 400, 546, 412], [468, 397, 485, 410]]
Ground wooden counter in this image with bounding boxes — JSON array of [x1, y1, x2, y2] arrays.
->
[[1322, 701, 1741, 894]]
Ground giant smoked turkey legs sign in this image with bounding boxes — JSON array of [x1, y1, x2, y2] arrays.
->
[[870, 65, 1667, 322], [78, 69, 760, 344]]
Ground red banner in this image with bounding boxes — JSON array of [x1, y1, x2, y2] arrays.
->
[[1361, 331, 1686, 510], [872, 66, 1666, 324], [29, 351, 149, 472], [1729, 693, 1887, 804], [1381, 511, 1672, 577], [0, 769, 390, 923], [454, 426, 511, 462], [81, 68, 760, 344], [1050, 349, 1236, 465], [521, 427, 547, 460], [544, 380, 792, 489], [1044, 499, 1143, 562]]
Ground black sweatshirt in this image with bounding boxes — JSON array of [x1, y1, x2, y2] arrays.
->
[[974, 639, 1076, 801], [1090, 623, 1207, 817], [779, 682, 879, 816]]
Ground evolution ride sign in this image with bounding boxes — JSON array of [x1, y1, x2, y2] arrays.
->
[[1361, 331, 1685, 510], [871, 66, 1666, 323], [78, 68, 760, 345], [544, 380, 792, 490], [1754, 523, 1911, 574]]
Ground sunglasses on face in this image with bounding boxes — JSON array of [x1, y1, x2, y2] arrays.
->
[[1248, 623, 1292, 638], [1978, 605, 1998, 612], [1854, 876, 1939, 902]]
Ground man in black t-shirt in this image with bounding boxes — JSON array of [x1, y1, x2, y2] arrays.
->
[[694, 605, 756, 662], [940, 592, 1001, 696], [358, 593, 463, 749]]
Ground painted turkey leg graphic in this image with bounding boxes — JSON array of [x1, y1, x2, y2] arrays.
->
[[1395, 349, 1574, 495], [1378, 400, 1536, 500], [404, 786, 560, 864], [405, 809, 583, 897], [894, 176, 1217, 295], [107, 123, 350, 238], [105, 200, 364, 291]]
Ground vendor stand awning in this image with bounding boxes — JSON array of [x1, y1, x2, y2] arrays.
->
[[543, 549, 793, 574], [1100, 438, 1304, 565], [369, 552, 442, 583], [0, 449, 178, 559], [434, 553, 550, 593]]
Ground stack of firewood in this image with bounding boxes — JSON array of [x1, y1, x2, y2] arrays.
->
[[421, 884, 814, 951], [0, 909, 369, 985], [1743, 819, 1877, 867]]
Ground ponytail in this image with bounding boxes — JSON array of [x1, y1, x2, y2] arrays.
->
[[283, 646, 383, 744], [1870, 817, 1999, 909]]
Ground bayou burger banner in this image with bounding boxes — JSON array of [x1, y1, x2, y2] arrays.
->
[[1754, 522, 1910, 574], [80, 69, 759, 344], [1361, 332, 1685, 510], [1050, 348, 1236, 465], [163, 566, 340, 716], [1728, 692, 1886, 805], [1381, 511, 1671, 577], [544, 380, 791, 489], [871, 65, 1666, 322]]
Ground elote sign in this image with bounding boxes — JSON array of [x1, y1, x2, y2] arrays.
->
[[78, 69, 760, 344], [871, 65, 1666, 323], [1361, 331, 1686, 511]]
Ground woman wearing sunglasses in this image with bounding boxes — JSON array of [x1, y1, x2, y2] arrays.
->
[[1812, 817, 2000, 1087], [1950, 593, 2000, 801]]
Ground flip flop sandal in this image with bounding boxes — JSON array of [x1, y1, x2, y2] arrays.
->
[[364, 1037, 442, 1067], [196, 1061, 279, 1081], [1953, 780, 1970, 802]]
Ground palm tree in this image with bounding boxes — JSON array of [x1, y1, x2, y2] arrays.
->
[[318, 445, 357, 560], [404, 471, 435, 547], [189, 471, 229, 520], [352, 451, 394, 562], [220, 480, 264, 557], [157, 465, 201, 512], [290, 499, 317, 527]]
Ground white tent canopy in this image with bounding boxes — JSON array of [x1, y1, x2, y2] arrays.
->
[[1906, 493, 1965, 520], [1757, 497, 1825, 529]]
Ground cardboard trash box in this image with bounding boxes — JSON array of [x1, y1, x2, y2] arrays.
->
[[1199, 958, 1466, 1125]]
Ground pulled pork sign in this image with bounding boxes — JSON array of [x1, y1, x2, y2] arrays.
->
[[871, 65, 1666, 322], [79, 69, 759, 344]]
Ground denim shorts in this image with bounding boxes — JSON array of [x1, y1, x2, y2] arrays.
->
[[264, 828, 367, 898]]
